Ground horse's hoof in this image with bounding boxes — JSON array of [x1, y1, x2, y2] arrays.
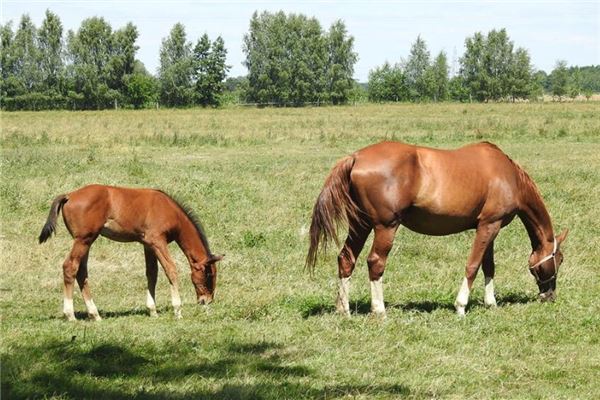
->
[[336, 309, 351, 317], [455, 306, 466, 317], [149, 310, 158, 318], [335, 300, 351, 316], [89, 314, 102, 321], [64, 314, 76, 322], [371, 311, 387, 320]]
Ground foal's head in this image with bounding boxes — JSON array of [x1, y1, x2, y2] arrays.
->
[[191, 254, 224, 304], [529, 229, 568, 302]]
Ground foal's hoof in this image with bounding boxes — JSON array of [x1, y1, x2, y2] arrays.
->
[[455, 306, 466, 317], [149, 310, 158, 318], [64, 313, 77, 322], [89, 314, 102, 322], [335, 305, 351, 317], [337, 310, 351, 318]]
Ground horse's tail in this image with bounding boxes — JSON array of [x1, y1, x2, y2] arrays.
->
[[306, 155, 363, 271], [39, 194, 68, 244]]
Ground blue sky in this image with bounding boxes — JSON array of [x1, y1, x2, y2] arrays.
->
[[2, 0, 598, 81]]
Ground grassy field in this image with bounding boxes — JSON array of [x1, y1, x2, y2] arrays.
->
[[1, 103, 599, 399]]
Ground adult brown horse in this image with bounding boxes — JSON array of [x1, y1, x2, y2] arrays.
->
[[307, 141, 567, 317], [39, 184, 223, 321]]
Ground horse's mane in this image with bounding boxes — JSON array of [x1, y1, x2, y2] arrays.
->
[[158, 190, 212, 254], [480, 141, 543, 199]]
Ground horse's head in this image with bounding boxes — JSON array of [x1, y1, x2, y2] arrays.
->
[[529, 229, 568, 302], [191, 254, 224, 305]]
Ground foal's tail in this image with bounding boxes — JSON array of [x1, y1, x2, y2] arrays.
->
[[306, 156, 363, 271], [39, 194, 68, 243]]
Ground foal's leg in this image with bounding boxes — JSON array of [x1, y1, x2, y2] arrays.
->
[[149, 241, 182, 319], [336, 224, 371, 316], [482, 242, 497, 307], [455, 221, 502, 316], [76, 250, 101, 321], [366, 226, 398, 317], [144, 246, 159, 317], [62, 238, 92, 321]]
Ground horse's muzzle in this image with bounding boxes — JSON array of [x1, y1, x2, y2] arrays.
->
[[198, 295, 213, 305], [539, 290, 556, 303]]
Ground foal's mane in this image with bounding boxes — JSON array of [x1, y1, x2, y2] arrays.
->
[[158, 190, 212, 254]]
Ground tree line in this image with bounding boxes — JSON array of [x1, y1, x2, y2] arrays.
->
[[1, 10, 598, 110], [1, 11, 229, 110], [242, 11, 357, 106], [368, 29, 596, 103]]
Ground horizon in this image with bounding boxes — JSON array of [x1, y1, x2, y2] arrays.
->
[[2, 0, 598, 81]]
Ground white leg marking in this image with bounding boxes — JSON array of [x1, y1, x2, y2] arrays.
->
[[171, 286, 182, 319], [146, 290, 158, 317], [63, 297, 76, 321], [336, 277, 351, 316], [85, 298, 102, 321], [370, 277, 386, 316], [484, 276, 497, 307], [454, 277, 470, 316]]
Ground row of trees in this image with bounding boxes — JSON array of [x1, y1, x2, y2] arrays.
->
[[2, 10, 598, 110], [0, 11, 229, 110], [1, 11, 145, 110], [368, 29, 597, 103], [543, 62, 598, 100], [158, 23, 229, 107], [369, 29, 540, 103], [242, 11, 357, 105], [460, 29, 534, 102], [368, 36, 450, 102]]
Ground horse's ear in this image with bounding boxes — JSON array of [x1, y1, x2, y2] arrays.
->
[[556, 229, 569, 244], [209, 254, 224, 263]]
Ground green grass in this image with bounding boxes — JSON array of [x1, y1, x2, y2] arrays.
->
[[1, 103, 599, 399]]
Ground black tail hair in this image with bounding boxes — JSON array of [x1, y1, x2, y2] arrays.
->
[[39, 194, 68, 243]]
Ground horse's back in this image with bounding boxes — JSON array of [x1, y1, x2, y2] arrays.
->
[[62, 185, 178, 241], [349, 141, 521, 233]]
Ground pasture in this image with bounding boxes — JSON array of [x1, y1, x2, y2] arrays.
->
[[1, 103, 599, 399]]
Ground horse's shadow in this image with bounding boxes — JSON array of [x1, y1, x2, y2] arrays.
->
[[60, 292, 536, 321], [300, 292, 536, 318], [64, 306, 171, 321]]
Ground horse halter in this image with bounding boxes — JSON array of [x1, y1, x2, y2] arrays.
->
[[529, 238, 558, 285]]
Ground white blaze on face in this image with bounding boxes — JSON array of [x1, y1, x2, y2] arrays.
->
[[370, 277, 385, 315], [484, 276, 497, 307]]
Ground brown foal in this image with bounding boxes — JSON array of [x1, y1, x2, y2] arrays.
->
[[307, 141, 567, 317], [39, 184, 223, 321]]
